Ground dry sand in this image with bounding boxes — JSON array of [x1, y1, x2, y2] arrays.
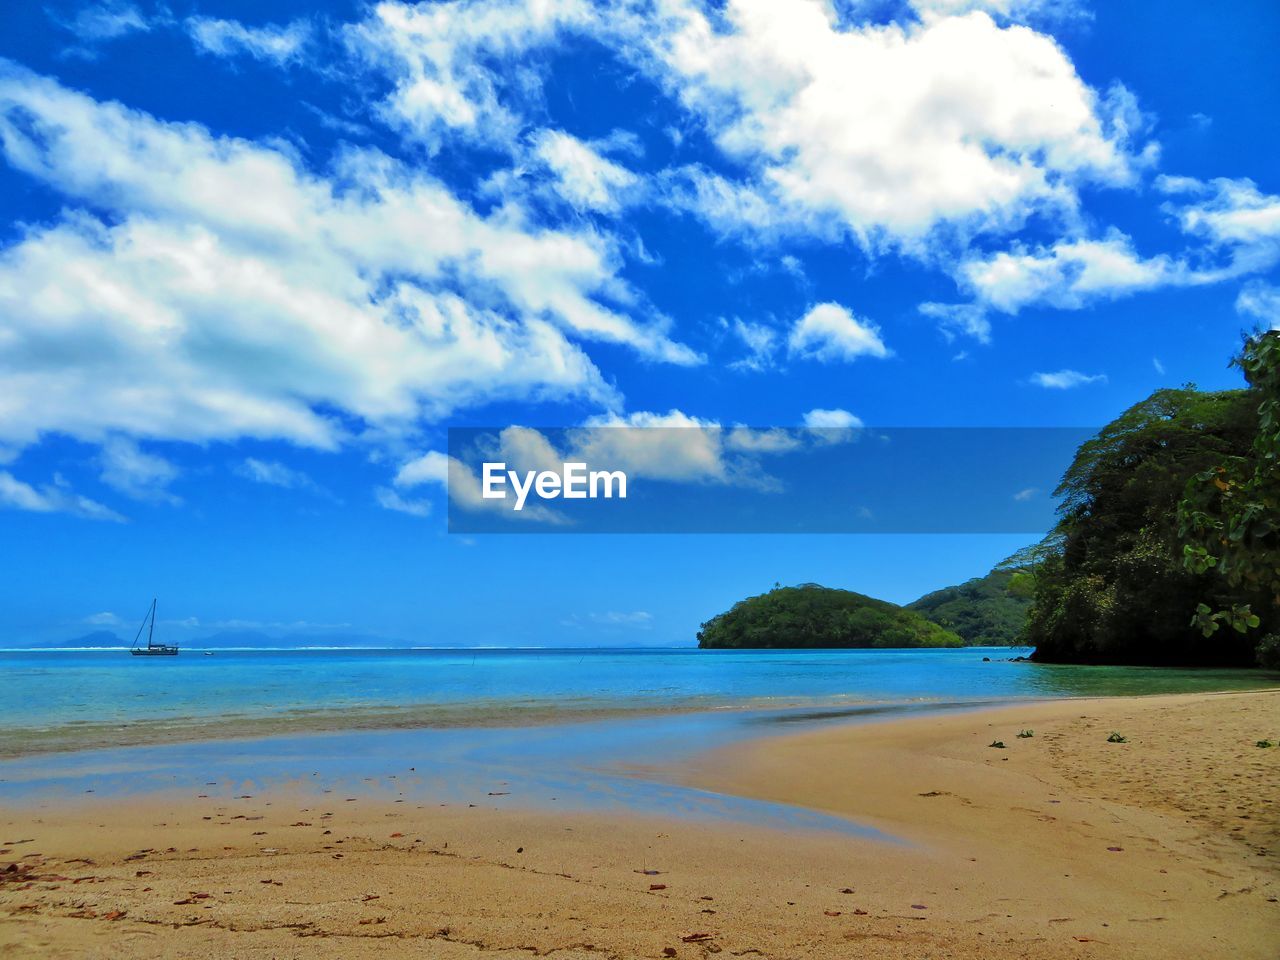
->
[[1, 690, 1277, 959]]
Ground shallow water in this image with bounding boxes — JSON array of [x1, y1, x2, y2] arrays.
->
[[3, 646, 1273, 758]]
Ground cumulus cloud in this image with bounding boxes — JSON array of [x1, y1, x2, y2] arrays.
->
[[0, 471, 125, 521], [629, 1, 1145, 251], [1030, 369, 1107, 389], [802, 408, 863, 429], [0, 62, 697, 464], [788, 303, 889, 362], [187, 17, 313, 66], [961, 232, 1175, 313]]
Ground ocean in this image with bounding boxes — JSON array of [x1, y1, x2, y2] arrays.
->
[[2, 647, 1272, 826], [4, 645, 1274, 756]]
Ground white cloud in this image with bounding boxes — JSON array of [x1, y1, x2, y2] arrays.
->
[[57, 2, 151, 43], [1153, 357, 1166, 375], [961, 231, 1176, 313], [946, 178, 1280, 322], [1012, 486, 1038, 501], [630, 2, 1144, 251], [788, 303, 889, 362], [187, 17, 313, 66], [0, 62, 697, 463], [910, 0, 1088, 21], [391, 447, 568, 523], [955, 172, 1280, 318], [0, 471, 125, 521], [393, 450, 451, 488], [1030, 369, 1107, 389], [1164, 176, 1280, 274], [345, 0, 593, 152], [375, 485, 433, 517], [99, 437, 180, 503], [532, 130, 640, 214], [83, 611, 124, 626], [918, 302, 993, 343], [802, 408, 863, 430], [724, 426, 802, 454], [1237, 280, 1280, 330], [726, 318, 779, 371], [236, 458, 325, 495], [573, 410, 731, 483]]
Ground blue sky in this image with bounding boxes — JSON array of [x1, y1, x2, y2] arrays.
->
[[0, 0, 1277, 646]]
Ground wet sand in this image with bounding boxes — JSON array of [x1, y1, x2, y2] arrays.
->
[[1, 690, 1277, 958]]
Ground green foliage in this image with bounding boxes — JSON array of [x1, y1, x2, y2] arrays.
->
[[1106, 732, 1127, 743], [696, 584, 964, 650], [989, 740, 1006, 749], [1017, 729, 1034, 738], [1256, 634, 1280, 670], [907, 568, 1033, 645], [1256, 739, 1275, 749], [1024, 378, 1266, 666], [1178, 331, 1280, 666]]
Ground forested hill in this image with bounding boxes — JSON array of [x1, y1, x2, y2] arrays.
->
[[1024, 331, 1279, 668], [697, 584, 963, 649], [907, 569, 1034, 646]]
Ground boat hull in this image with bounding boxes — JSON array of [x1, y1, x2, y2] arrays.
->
[[130, 647, 179, 656]]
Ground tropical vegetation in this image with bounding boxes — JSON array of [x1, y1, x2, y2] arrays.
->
[[696, 584, 963, 649], [1024, 331, 1278, 666]]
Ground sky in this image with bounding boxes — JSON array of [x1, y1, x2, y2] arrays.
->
[[0, 0, 1277, 647]]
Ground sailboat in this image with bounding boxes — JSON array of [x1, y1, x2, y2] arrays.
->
[[129, 598, 179, 656]]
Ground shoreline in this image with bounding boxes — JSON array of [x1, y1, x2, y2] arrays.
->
[[2, 690, 1276, 958]]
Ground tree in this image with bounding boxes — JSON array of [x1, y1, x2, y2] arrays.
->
[[1178, 331, 1280, 665], [1024, 382, 1260, 665]]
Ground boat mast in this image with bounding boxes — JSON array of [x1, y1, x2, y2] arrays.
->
[[147, 598, 156, 649]]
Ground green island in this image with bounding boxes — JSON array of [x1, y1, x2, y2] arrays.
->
[[699, 331, 1280, 667], [697, 584, 963, 649]]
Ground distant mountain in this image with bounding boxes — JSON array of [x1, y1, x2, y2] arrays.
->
[[59, 630, 126, 648], [906, 569, 1034, 646], [697, 584, 963, 649]]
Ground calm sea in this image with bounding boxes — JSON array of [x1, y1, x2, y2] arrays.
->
[[2, 647, 1274, 826], [3, 646, 1273, 758]]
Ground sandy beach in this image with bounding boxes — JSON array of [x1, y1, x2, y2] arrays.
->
[[2, 690, 1276, 959]]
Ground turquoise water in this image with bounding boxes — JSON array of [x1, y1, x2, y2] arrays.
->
[[2, 646, 1274, 758]]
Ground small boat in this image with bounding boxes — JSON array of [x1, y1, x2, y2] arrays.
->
[[129, 598, 179, 656]]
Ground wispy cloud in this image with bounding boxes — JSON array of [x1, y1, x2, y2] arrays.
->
[[186, 17, 313, 66], [0, 471, 124, 521], [235, 458, 331, 497], [1030, 369, 1108, 390]]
